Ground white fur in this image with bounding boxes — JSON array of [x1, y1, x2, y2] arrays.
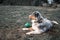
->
[[52, 21, 59, 24]]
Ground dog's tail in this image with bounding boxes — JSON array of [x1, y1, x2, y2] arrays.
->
[[51, 21, 59, 25]]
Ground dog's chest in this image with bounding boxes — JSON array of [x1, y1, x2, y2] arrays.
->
[[31, 20, 40, 30], [32, 23, 39, 26], [32, 23, 40, 30], [31, 20, 39, 27]]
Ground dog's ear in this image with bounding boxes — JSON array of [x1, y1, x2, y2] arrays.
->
[[35, 13, 39, 17], [37, 13, 43, 23], [33, 11, 40, 17]]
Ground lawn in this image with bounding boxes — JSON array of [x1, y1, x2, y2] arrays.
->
[[0, 6, 60, 40]]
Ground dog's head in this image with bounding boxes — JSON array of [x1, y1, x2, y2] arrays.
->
[[29, 11, 43, 23]]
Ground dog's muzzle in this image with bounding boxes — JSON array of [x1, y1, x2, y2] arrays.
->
[[29, 15, 36, 20]]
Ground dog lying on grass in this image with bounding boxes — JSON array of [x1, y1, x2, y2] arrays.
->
[[22, 11, 58, 35]]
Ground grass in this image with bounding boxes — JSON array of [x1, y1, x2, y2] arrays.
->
[[0, 6, 60, 40]]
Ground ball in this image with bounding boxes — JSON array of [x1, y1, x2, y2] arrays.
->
[[24, 22, 31, 28]]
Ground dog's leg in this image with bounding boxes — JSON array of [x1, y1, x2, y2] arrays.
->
[[26, 30, 44, 35], [22, 27, 34, 31], [22, 28, 29, 30]]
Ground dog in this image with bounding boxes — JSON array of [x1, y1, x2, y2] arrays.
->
[[22, 11, 58, 35]]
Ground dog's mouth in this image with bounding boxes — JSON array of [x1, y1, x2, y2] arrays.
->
[[29, 15, 36, 20]]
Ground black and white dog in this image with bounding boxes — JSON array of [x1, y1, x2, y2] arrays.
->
[[22, 11, 58, 35]]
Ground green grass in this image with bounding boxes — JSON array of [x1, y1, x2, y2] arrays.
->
[[0, 6, 60, 40]]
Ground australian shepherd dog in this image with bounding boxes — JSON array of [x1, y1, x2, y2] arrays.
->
[[22, 11, 58, 35]]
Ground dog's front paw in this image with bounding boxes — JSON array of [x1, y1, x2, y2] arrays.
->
[[22, 28, 26, 30], [26, 32, 31, 35], [22, 28, 28, 30]]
